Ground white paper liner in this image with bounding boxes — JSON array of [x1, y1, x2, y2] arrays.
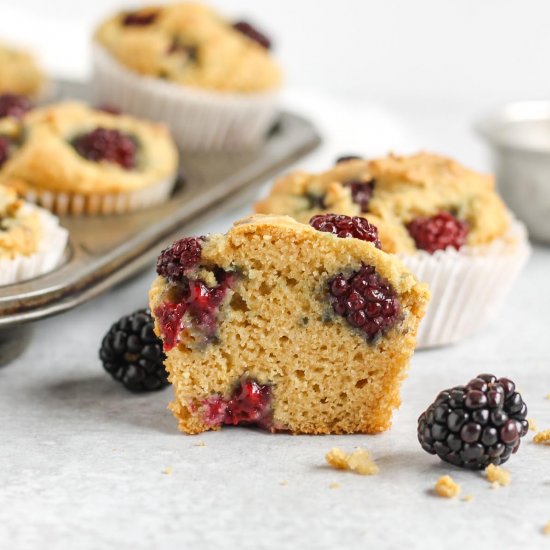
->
[[20, 174, 176, 216], [91, 43, 280, 151], [399, 218, 531, 349], [0, 204, 68, 286]]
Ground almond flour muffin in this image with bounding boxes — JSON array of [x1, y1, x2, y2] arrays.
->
[[0, 184, 67, 285], [256, 153, 531, 347], [0, 102, 179, 215], [93, 3, 282, 150], [149, 214, 429, 435], [0, 42, 46, 98]]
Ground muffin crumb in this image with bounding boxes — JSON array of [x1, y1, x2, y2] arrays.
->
[[529, 418, 538, 431], [462, 494, 474, 503], [329, 482, 341, 489], [195, 440, 206, 447], [280, 480, 288, 486], [533, 429, 550, 444], [162, 467, 173, 475], [543, 522, 550, 535], [325, 447, 379, 475], [434, 475, 461, 498], [485, 464, 511, 486]]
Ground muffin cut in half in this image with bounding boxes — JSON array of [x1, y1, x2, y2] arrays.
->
[[149, 214, 429, 435]]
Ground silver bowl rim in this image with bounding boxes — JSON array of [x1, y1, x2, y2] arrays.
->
[[475, 100, 550, 155]]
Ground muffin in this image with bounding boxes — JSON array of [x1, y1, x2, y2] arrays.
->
[[0, 184, 67, 285], [0, 42, 46, 98], [256, 152, 531, 347], [149, 214, 429, 435], [93, 3, 282, 151], [0, 101, 179, 215]]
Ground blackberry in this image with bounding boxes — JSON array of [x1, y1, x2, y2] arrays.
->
[[418, 374, 528, 469], [233, 21, 272, 49], [335, 154, 363, 164], [123, 9, 159, 26], [328, 264, 400, 341], [407, 211, 468, 253], [156, 237, 204, 283], [72, 128, 137, 169], [345, 179, 375, 213], [99, 309, 168, 393], [310, 213, 381, 249], [203, 379, 273, 429], [0, 93, 32, 119]]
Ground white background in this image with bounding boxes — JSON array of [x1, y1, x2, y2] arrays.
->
[[0, 0, 548, 103]]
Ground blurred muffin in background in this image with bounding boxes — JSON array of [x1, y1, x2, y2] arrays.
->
[[0, 102, 179, 216], [256, 152, 531, 348], [0, 184, 67, 285], [0, 42, 46, 98], [92, 2, 282, 151]]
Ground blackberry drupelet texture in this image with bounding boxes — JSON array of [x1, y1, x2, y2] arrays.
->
[[418, 374, 528, 469], [99, 308, 168, 392], [156, 237, 204, 284], [328, 264, 400, 341], [73, 127, 137, 169], [407, 211, 468, 253], [309, 214, 381, 248]]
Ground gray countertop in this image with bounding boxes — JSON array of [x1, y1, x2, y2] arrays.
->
[[2, 92, 550, 550]]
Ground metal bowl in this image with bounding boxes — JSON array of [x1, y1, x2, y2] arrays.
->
[[476, 101, 550, 243]]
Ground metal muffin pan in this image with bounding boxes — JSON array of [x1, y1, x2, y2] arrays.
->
[[0, 80, 321, 328]]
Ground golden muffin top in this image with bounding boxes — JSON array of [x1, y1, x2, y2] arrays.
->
[[94, 3, 282, 93], [0, 42, 45, 98], [0, 101, 179, 196], [255, 152, 510, 254]]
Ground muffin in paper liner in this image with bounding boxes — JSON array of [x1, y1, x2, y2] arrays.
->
[[399, 218, 530, 348], [92, 44, 280, 152], [20, 174, 176, 216], [0, 204, 68, 286]]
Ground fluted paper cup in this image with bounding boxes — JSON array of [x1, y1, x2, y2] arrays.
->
[[91, 43, 279, 151], [0, 205, 68, 285], [19, 173, 176, 216], [400, 217, 530, 348]]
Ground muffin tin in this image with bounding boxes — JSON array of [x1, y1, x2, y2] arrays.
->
[[0, 79, 321, 332]]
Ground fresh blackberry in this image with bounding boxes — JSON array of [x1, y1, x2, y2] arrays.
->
[[156, 236, 204, 283], [310, 213, 381, 249], [328, 264, 400, 341], [418, 374, 528, 469], [0, 93, 32, 118], [407, 211, 468, 253], [72, 127, 137, 169], [335, 155, 363, 164], [345, 179, 375, 213], [233, 21, 272, 49], [99, 308, 168, 393]]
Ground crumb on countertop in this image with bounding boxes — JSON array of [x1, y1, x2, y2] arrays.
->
[[325, 447, 379, 476], [533, 429, 550, 445], [162, 467, 173, 475], [280, 480, 288, 486], [528, 418, 538, 431], [543, 522, 550, 536], [462, 494, 474, 502], [329, 482, 341, 489], [545, 394, 550, 400], [485, 464, 510, 486], [434, 475, 461, 498], [195, 440, 206, 447]]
